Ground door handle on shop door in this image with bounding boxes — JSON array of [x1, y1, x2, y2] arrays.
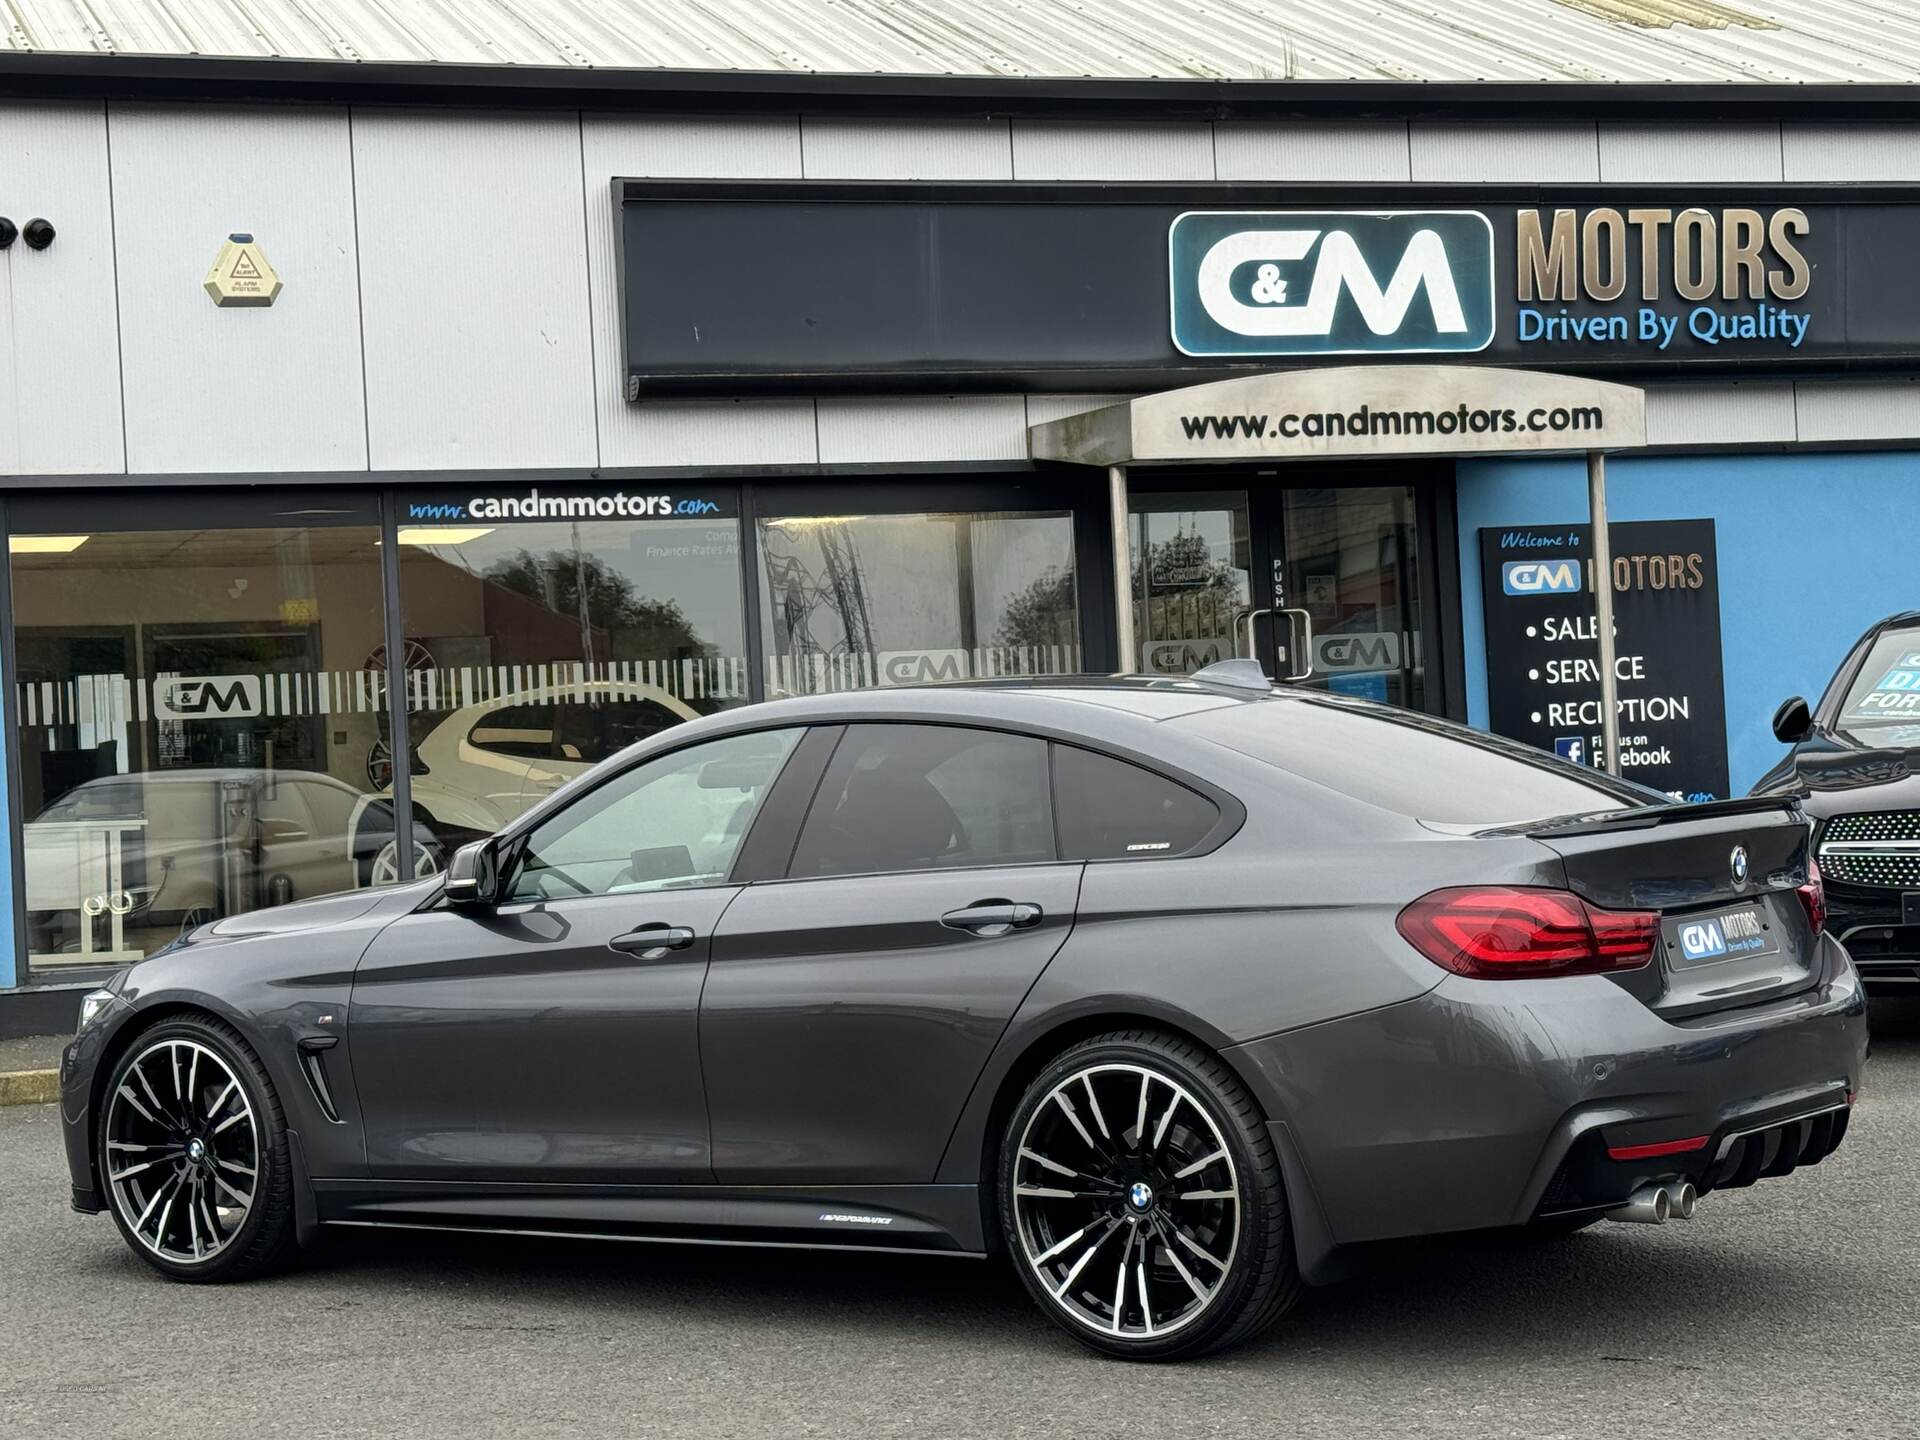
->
[[940, 901, 1043, 937], [609, 924, 697, 958]]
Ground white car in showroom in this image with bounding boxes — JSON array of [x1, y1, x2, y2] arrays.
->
[[355, 681, 700, 884]]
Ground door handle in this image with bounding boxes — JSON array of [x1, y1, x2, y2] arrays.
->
[[940, 900, 1043, 938], [609, 923, 698, 958]]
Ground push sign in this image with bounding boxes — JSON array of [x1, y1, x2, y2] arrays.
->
[[1169, 211, 1496, 358]]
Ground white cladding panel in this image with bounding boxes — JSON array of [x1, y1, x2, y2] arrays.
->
[[816, 396, 1029, 464], [1410, 122, 1600, 183], [1011, 122, 1214, 181], [353, 110, 596, 470], [1213, 121, 1410, 182], [1782, 124, 1920, 183], [111, 104, 368, 473], [802, 118, 1012, 179], [0, 102, 124, 474], [1795, 379, 1920, 444], [1643, 382, 1797, 449], [582, 114, 815, 467], [1597, 124, 1783, 183]]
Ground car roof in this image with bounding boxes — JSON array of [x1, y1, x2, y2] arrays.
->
[[740, 675, 1277, 729]]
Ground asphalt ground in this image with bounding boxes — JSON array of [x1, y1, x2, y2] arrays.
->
[[5, 1001, 1919, 1440]]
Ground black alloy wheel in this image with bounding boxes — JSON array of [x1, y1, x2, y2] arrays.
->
[[999, 1030, 1301, 1360]]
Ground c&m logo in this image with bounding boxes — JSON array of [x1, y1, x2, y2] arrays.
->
[[878, 649, 970, 685], [1680, 910, 1768, 962], [1679, 919, 1728, 961], [1502, 559, 1583, 596], [1314, 632, 1403, 672], [154, 674, 263, 721], [1169, 211, 1495, 358], [1143, 639, 1226, 675]]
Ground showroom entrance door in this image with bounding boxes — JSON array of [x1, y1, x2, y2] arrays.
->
[[1127, 464, 1450, 716]]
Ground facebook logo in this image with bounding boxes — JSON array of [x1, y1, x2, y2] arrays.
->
[[1553, 736, 1588, 766]]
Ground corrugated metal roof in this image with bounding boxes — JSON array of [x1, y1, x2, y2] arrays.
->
[[4, 0, 1920, 84]]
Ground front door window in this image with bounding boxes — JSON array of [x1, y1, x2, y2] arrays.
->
[[505, 727, 801, 901]]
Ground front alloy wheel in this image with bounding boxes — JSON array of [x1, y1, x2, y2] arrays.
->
[[100, 1014, 298, 1281], [1001, 1031, 1301, 1360]]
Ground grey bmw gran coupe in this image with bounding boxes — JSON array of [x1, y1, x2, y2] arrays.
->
[[61, 666, 1868, 1361]]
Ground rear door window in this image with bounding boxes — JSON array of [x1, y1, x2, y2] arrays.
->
[[1053, 746, 1220, 860], [789, 724, 1054, 878]]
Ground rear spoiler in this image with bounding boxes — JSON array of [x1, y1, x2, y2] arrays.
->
[[1481, 793, 1805, 840]]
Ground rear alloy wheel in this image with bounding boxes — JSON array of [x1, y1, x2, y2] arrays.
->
[[99, 1014, 298, 1282], [1000, 1030, 1301, 1360]]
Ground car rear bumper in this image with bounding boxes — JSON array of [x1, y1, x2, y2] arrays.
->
[[1225, 932, 1870, 1246]]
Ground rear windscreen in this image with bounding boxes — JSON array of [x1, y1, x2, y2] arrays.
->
[[1179, 698, 1645, 826]]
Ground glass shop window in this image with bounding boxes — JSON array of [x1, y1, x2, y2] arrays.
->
[[10, 522, 390, 972], [392, 503, 749, 865], [757, 511, 1080, 696]]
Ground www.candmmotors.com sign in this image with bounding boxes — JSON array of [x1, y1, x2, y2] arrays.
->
[[1169, 211, 1496, 358], [1028, 366, 1646, 467]]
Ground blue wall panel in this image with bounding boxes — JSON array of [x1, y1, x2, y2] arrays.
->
[[1458, 449, 1920, 795]]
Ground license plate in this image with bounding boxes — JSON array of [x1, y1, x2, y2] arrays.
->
[[1667, 903, 1779, 968]]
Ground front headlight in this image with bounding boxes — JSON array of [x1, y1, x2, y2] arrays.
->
[[77, 989, 117, 1033]]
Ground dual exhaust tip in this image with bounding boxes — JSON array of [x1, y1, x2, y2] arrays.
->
[[1606, 1181, 1698, 1225]]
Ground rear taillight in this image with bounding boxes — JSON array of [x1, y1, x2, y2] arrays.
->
[[1797, 858, 1827, 937], [1396, 886, 1659, 979]]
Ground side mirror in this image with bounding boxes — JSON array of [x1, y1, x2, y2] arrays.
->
[[442, 840, 500, 907], [1772, 696, 1814, 746]]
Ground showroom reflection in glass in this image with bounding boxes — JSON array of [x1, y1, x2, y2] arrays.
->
[[10, 525, 391, 970]]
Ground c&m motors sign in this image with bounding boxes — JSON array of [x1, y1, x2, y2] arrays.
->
[[1169, 211, 1496, 358]]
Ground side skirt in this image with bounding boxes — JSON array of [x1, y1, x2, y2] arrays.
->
[[311, 1179, 988, 1255]]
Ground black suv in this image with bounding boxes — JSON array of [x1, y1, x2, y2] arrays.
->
[[1754, 611, 1920, 992]]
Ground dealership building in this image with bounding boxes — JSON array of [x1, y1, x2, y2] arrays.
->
[[3, 0, 1920, 1024]]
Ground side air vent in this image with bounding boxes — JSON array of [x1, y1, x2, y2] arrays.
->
[[296, 1037, 343, 1124]]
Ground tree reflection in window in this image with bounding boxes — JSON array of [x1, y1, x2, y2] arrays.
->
[[483, 548, 716, 664]]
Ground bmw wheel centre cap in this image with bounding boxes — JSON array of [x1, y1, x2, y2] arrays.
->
[[1128, 1181, 1154, 1212]]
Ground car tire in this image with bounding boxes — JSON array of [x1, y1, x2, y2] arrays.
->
[[998, 1029, 1302, 1361], [97, 1012, 300, 1283]]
